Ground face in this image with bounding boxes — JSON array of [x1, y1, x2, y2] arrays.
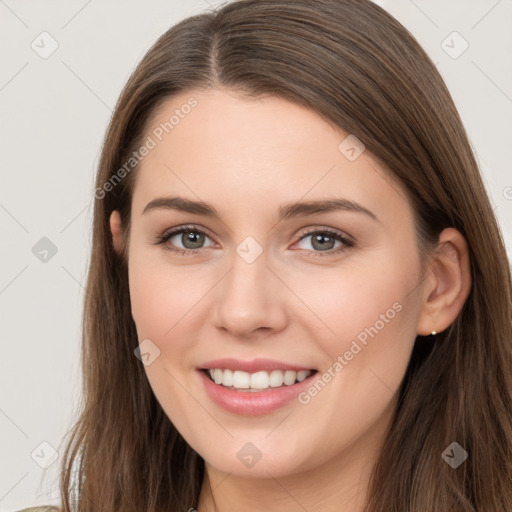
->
[[115, 87, 428, 479]]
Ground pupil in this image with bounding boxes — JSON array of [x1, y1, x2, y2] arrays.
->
[[313, 233, 334, 251], [180, 232, 335, 251], [184, 231, 204, 249]]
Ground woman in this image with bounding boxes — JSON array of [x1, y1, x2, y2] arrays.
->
[[22, 0, 512, 510]]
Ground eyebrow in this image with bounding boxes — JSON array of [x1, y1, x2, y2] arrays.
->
[[142, 196, 379, 222]]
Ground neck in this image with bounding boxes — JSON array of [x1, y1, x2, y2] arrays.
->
[[196, 396, 396, 512]]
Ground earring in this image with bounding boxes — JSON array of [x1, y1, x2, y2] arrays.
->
[[431, 330, 437, 336]]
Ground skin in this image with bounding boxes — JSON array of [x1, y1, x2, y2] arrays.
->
[[110, 87, 471, 512]]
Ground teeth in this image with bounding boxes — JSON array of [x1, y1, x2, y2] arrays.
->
[[250, 371, 269, 389], [269, 370, 284, 387], [206, 368, 313, 390], [296, 370, 310, 382], [283, 370, 296, 385], [213, 369, 223, 385], [233, 370, 250, 389], [222, 369, 233, 386]]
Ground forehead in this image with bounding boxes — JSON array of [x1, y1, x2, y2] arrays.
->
[[131, 88, 412, 226]]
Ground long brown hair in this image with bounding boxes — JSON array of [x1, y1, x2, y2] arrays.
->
[[54, 0, 512, 510]]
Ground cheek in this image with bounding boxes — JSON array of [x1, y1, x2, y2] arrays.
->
[[127, 254, 211, 434], [290, 251, 420, 387], [281, 261, 419, 465], [128, 249, 203, 339], [294, 259, 413, 338], [127, 250, 222, 387]]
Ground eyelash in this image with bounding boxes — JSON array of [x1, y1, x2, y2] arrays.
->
[[154, 224, 355, 258]]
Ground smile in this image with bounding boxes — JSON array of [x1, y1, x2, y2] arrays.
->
[[197, 359, 319, 415], [204, 368, 314, 391]]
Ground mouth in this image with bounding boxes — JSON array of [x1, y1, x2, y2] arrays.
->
[[200, 368, 318, 392], [196, 358, 320, 415]]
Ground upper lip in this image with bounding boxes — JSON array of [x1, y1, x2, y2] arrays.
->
[[199, 358, 316, 373]]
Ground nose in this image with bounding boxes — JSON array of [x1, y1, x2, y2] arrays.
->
[[211, 249, 288, 339]]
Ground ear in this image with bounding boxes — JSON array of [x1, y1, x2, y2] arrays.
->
[[109, 210, 125, 255], [416, 227, 472, 336]]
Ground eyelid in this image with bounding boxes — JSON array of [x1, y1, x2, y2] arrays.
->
[[296, 225, 353, 242], [157, 224, 217, 248], [155, 223, 354, 256], [292, 226, 354, 257], [160, 224, 215, 241]]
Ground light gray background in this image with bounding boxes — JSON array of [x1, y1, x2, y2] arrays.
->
[[1, 0, 511, 510]]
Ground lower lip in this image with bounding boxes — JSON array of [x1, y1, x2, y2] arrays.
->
[[197, 370, 317, 416]]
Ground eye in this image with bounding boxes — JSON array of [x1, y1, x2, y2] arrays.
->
[[155, 225, 215, 255], [294, 227, 354, 257], [154, 225, 354, 258]]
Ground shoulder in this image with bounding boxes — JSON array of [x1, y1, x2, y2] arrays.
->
[[16, 507, 60, 512]]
